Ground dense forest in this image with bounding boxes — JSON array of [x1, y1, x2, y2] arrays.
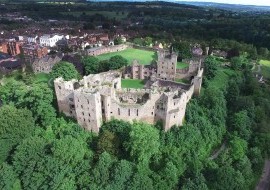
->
[[0, 54, 269, 189]]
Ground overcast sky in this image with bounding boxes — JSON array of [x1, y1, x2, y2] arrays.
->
[[179, 0, 270, 6]]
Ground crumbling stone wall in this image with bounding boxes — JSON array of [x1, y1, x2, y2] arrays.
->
[[54, 53, 203, 133], [86, 44, 129, 56]]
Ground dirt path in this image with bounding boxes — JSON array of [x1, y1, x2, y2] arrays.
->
[[256, 160, 270, 190], [209, 142, 226, 160]]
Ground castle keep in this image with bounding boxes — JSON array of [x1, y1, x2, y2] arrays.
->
[[54, 49, 203, 133]]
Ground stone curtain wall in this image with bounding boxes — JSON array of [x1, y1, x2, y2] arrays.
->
[[86, 44, 130, 56]]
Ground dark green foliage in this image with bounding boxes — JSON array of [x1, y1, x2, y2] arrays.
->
[[82, 55, 128, 74], [204, 56, 219, 79], [82, 56, 100, 75], [108, 55, 128, 70], [97, 130, 120, 156], [51, 61, 80, 80], [114, 37, 123, 45], [133, 38, 143, 46], [90, 152, 116, 188], [172, 41, 192, 60], [0, 81, 56, 127], [124, 122, 160, 164], [208, 166, 246, 190], [0, 106, 35, 163], [109, 160, 134, 190], [230, 56, 249, 70], [229, 111, 251, 141], [0, 163, 21, 190], [228, 136, 248, 161], [181, 173, 208, 190], [143, 37, 153, 46]]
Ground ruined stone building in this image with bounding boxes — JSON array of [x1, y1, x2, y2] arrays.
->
[[124, 49, 201, 81], [54, 49, 203, 133]]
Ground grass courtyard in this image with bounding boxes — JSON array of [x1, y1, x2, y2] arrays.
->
[[259, 60, 270, 79], [97, 48, 156, 65], [177, 62, 189, 69], [121, 79, 145, 89]]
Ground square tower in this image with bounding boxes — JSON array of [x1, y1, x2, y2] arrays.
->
[[157, 49, 178, 81]]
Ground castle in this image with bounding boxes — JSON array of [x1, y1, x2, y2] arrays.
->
[[54, 49, 203, 133]]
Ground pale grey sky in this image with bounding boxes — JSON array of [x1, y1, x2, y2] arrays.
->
[[179, 0, 270, 6]]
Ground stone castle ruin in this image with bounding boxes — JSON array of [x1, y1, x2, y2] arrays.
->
[[124, 49, 202, 82], [54, 49, 203, 133]]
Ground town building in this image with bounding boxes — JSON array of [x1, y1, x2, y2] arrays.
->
[[40, 34, 64, 47], [27, 35, 39, 44], [21, 44, 48, 63], [0, 41, 22, 56], [0, 52, 21, 74]]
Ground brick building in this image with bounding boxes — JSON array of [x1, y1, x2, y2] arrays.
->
[[0, 41, 22, 56], [21, 44, 48, 63]]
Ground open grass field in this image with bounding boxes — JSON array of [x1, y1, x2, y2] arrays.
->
[[177, 62, 189, 69], [61, 11, 128, 20], [259, 60, 270, 79], [208, 67, 237, 90], [121, 79, 145, 89], [97, 48, 156, 65]]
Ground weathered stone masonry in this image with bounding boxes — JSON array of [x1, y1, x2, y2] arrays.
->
[[54, 69, 203, 133], [54, 49, 203, 133]]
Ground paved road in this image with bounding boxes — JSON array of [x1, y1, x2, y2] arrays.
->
[[256, 160, 270, 190]]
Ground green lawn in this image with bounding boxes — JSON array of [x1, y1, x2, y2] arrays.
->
[[177, 62, 189, 69], [121, 79, 145, 89], [97, 48, 156, 65], [208, 67, 237, 90], [259, 60, 270, 79], [175, 78, 190, 84], [61, 11, 128, 20], [34, 73, 51, 84]]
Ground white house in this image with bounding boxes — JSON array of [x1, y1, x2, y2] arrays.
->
[[40, 34, 64, 47], [27, 35, 39, 44]]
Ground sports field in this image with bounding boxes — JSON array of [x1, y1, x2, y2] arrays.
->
[[259, 60, 270, 79], [121, 79, 145, 89], [97, 48, 156, 65]]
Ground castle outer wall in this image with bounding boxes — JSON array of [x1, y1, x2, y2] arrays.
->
[[54, 69, 202, 133]]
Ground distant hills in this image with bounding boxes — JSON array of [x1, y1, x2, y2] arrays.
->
[[86, 0, 270, 12], [175, 1, 270, 12], [2, 0, 270, 12]]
